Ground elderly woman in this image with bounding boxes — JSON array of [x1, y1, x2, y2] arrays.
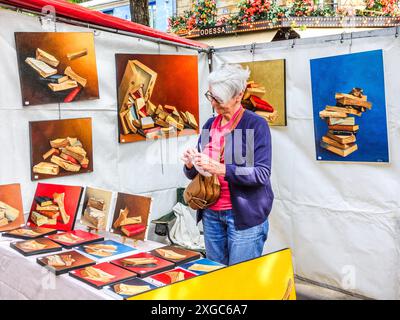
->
[[182, 64, 274, 266]]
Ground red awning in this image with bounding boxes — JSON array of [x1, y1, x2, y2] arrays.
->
[[0, 0, 208, 48]]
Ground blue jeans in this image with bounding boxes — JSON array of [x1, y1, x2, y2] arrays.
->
[[202, 209, 269, 266]]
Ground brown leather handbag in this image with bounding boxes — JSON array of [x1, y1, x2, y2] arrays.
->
[[184, 108, 245, 210]]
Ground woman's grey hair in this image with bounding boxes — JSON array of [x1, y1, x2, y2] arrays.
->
[[207, 64, 250, 104]]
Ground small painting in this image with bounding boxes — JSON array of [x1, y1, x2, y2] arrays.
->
[[106, 278, 158, 300], [80, 187, 113, 231], [37, 250, 96, 275], [10, 238, 62, 256], [150, 245, 201, 265], [110, 252, 174, 278], [240, 59, 287, 126], [29, 118, 93, 181], [0, 184, 25, 232], [110, 192, 152, 241], [47, 230, 104, 249], [69, 262, 137, 289], [27, 183, 84, 231], [180, 258, 225, 275], [2, 226, 57, 240], [75, 239, 136, 262], [144, 267, 197, 286]]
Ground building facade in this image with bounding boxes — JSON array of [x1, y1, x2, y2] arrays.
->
[[176, 0, 366, 17], [81, 0, 177, 32]]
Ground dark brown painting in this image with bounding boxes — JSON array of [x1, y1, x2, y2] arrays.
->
[[115, 54, 199, 143], [150, 245, 201, 265], [29, 118, 93, 181], [0, 184, 25, 232], [37, 250, 96, 275], [15, 32, 99, 106], [10, 238, 62, 257], [110, 192, 152, 241]]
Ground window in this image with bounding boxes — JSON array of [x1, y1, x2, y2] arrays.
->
[[102, 9, 114, 15]]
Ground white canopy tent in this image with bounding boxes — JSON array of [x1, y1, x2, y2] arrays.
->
[[0, 3, 399, 300]]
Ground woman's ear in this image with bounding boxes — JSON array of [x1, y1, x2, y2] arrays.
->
[[237, 91, 244, 102]]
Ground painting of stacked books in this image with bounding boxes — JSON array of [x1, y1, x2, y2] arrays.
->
[[115, 54, 199, 143], [0, 184, 25, 232], [310, 50, 389, 162], [29, 118, 93, 180], [27, 183, 84, 231], [15, 32, 99, 106], [37, 250, 96, 275], [80, 187, 113, 231], [110, 192, 152, 241], [240, 59, 287, 126]]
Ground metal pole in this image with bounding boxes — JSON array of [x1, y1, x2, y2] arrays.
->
[[212, 27, 399, 53]]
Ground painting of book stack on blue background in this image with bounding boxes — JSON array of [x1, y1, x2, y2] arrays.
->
[[310, 50, 389, 163]]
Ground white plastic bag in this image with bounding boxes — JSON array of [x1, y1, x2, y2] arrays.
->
[[169, 202, 205, 250]]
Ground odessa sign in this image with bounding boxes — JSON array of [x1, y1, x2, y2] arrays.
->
[[199, 26, 227, 36]]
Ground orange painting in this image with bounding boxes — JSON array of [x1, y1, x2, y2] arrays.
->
[[0, 184, 25, 232], [15, 32, 99, 106], [29, 118, 93, 181], [116, 54, 199, 143]]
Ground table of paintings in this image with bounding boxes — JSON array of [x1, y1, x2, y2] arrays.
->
[[0, 229, 164, 300]]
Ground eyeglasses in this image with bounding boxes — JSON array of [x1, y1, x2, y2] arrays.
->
[[205, 90, 223, 104]]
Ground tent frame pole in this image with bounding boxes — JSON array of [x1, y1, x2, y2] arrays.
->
[[212, 27, 399, 53]]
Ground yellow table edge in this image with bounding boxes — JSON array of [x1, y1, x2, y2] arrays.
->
[[128, 247, 296, 300]]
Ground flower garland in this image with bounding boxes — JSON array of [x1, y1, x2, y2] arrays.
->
[[168, 12, 189, 33], [168, 0, 400, 34], [358, 0, 400, 16]]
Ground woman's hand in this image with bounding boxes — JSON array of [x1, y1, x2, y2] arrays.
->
[[181, 148, 197, 169], [193, 153, 226, 176]]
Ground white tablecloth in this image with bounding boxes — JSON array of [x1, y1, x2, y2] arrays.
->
[[0, 231, 164, 300]]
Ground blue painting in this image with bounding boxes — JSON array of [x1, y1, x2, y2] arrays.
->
[[75, 239, 136, 261], [180, 258, 225, 275], [310, 50, 389, 162], [107, 278, 157, 299]]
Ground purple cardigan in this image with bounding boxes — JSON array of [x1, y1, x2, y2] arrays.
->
[[184, 110, 274, 230]]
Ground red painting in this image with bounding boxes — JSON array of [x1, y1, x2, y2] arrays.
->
[[111, 252, 174, 278], [48, 230, 103, 248], [27, 183, 84, 231], [147, 267, 196, 285]]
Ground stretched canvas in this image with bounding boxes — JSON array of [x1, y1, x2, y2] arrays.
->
[[10, 238, 62, 256], [110, 192, 152, 241], [116, 54, 199, 143], [15, 32, 99, 106], [0, 184, 25, 232], [69, 262, 137, 289], [240, 59, 287, 126], [27, 183, 84, 231], [47, 230, 104, 249], [37, 250, 96, 275], [106, 278, 158, 300], [310, 50, 389, 162], [29, 118, 93, 181], [79, 187, 113, 231]]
